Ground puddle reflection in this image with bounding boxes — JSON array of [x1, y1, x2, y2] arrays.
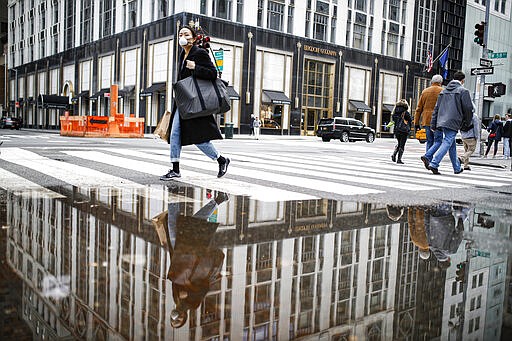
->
[[1, 183, 512, 340]]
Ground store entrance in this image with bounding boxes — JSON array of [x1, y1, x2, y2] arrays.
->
[[302, 108, 327, 135]]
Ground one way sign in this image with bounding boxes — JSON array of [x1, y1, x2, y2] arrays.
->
[[471, 67, 494, 75]]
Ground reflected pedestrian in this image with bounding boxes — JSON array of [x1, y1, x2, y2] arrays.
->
[[459, 113, 480, 170], [153, 188, 229, 328], [414, 74, 444, 153], [407, 206, 430, 260], [160, 25, 230, 180], [423, 71, 472, 175], [484, 114, 504, 158], [390, 99, 412, 164], [253, 116, 261, 140]]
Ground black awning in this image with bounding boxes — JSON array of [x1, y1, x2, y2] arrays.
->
[[226, 86, 240, 100], [90, 88, 110, 100], [72, 91, 90, 101], [349, 100, 372, 113], [140, 82, 166, 97], [262, 90, 291, 105], [118, 85, 135, 97], [37, 95, 70, 109], [382, 104, 395, 113]]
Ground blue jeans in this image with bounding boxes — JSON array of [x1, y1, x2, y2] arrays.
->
[[424, 129, 443, 161], [425, 126, 435, 153], [170, 110, 220, 162], [429, 128, 461, 172]]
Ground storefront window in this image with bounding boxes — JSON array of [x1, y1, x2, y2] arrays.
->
[[260, 104, 282, 129]]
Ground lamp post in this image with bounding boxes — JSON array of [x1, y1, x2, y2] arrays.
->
[[12, 67, 18, 118]]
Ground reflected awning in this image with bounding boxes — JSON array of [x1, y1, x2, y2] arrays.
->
[[90, 88, 110, 100], [349, 100, 371, 113], [118, 85, 135, 97], [382, 104, 395, 113], [140, 82, 166, 97], [262, 90, 291, 105], [37, 95, 70, 109], [226, 86, 240, 100]]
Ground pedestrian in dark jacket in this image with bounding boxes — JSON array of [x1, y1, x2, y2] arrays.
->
[[161, 25, 230, 181], [424, 71, 473, 175], [391, 99, 412, 164], [484, 114, 504, 158], [504, 113, 512, 159]]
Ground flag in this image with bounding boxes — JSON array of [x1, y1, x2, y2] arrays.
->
[[425, 48, 433, 72], [439, 47, 449, 79]]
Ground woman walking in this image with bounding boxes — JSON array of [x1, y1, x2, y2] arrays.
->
[[484, 114, 503, 158], [391, 99, 412, 164], [161, 25, 230, 180]]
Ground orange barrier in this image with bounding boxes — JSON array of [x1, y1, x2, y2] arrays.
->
[[60, 115, 144, 138]]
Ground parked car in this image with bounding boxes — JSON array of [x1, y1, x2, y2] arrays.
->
[[0, 116, 22, 130], [455, 123, 489, 145], [316, 117, 375, 143]]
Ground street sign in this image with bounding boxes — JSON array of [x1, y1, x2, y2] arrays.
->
[[480, 58, 492, 67], [473, 250, 491, 258], [488, 52, 507, 59], [470, 67, 494, 76]]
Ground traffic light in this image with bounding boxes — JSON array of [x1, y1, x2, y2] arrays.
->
[[474, 22, 485, 46], [455, 262, 467, 282], [488, 82, 507, 98]]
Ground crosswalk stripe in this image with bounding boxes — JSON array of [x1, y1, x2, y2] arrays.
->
[[99, 148, 383, 196], [0, 148, 168, 201], [0, 167, 65, 199], [258, 152, 512, 187], [63, 150, 318, 201]]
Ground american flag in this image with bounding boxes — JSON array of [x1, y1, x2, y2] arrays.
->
[[425, 48, 433, 73]]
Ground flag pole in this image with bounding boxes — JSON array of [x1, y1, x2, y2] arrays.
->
[[431, 44, 451, 64]]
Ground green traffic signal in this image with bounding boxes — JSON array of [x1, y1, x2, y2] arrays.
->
[[474, 22, 485, 46]]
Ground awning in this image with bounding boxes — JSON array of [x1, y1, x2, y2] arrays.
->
[[262, 90, 291, 105], [382, 104, 395, 113], [118, 85, 135, 97], [226, 86, 240, 100], [349, 100, 371, 113], [37, 94, 69, 109], [140, 82, 166, 97], [90, 88, 110, 100]]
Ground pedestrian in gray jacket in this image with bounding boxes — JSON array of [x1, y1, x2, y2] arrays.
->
[[425, 71, 473, 175], [459, 113, 480, 170]]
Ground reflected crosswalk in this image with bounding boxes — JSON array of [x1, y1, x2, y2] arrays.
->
[[1, 146, 512, 201]]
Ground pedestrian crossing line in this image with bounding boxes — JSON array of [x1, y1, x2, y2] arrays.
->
[[95, 148, 383, 196], [0, 148, 166, 200], [0, 134, 51, 139], [63, 150, 318, 201], [226, 151, 462, 189], [0, 167, 65, 199], [284, 152, 512, 187], [223, 151, 506, 188]]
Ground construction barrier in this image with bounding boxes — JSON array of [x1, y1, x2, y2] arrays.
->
[[60, 114, 145, 138]]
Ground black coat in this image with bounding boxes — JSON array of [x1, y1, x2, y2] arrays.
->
[[167, 45, 223, 146]]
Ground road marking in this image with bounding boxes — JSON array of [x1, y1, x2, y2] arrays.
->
[[0, 167, 65, 199], [63, 150, 318, 201]]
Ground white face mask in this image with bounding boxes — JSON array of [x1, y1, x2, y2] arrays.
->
[[179, 36, 190, 46]]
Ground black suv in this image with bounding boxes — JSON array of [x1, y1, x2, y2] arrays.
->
[[317, 117, 375, 143]]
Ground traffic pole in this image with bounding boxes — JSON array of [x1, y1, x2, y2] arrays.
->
[[476, 1, 491, 156]]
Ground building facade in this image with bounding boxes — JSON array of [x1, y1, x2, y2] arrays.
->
[[6, 0, 437, 136]]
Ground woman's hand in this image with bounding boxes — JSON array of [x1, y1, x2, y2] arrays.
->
[[185, 60, 196, 70]]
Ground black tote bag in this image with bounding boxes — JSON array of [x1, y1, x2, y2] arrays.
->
[[174, 76, 231, 120]]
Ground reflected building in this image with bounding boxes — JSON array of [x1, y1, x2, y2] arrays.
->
[[4, 184, 509, 340]]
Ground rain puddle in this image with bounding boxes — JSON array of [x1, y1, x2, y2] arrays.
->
[[1, 183, 511, 340]]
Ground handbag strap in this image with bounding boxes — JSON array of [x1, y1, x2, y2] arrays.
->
[[192, 77, 207, 111]]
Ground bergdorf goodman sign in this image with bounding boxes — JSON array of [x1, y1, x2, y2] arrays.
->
[[303, 45, 338, 57]]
